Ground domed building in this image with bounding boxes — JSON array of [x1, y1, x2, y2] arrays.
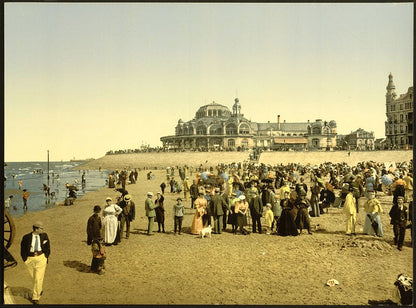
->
[[160, 98, 337, 151]]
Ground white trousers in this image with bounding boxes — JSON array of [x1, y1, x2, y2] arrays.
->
[[25, 254, 47, 300]]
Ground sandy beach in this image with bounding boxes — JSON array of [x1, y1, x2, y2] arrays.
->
[[3, 151, 413, 305]]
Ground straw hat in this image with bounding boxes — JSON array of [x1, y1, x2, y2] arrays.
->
[[33, 221, 44, 229]]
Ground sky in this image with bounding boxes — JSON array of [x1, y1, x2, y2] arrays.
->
[[4, 2, 413, 162]]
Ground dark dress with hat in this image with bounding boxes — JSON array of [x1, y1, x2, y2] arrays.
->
[[277, 199, 298, 236], [295, 199, 311, 233], [155, 195, 165, 224]]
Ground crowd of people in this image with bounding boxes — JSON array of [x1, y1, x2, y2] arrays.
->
[[86, 159, 413, 275]]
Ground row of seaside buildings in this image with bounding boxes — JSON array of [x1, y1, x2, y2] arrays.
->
[[159, 73, 413, 151]]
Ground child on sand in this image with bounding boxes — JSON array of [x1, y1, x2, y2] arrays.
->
[[264, 203, 274, 234], [91, 239, 106, 275], [173, 197, 185, 235]]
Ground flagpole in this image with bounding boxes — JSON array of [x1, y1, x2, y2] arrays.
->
[[47, 150, 50, 188]]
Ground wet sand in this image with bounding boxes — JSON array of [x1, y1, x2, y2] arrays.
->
[[3, 151, 413, 305]]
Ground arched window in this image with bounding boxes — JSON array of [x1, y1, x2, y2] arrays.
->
[[209, 125, 222, 135], [196, 125, 207, 135], [241, 139, 249, 147], [188, 125, 194, 135], [239, 124, 250, 134], [228, 139, 235, 147], [312, 127, 321, 134], [226, 123, 237, 135]]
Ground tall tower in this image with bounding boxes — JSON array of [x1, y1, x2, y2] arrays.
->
[[232, 98, 241, 116], [386, 72, 397, 103]]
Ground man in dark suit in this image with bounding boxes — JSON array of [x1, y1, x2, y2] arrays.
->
[[190, 180, 199, 209], [118, 194, 135, 239], [389, 196, 408, 251], [249, 193, 263, 233], [20, 221, 51, 305], [209, 188, 227, 234]]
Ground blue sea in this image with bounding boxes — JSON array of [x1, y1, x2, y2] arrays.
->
[[4, 162, 109, 217]]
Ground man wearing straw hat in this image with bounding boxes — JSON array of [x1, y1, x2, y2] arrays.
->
[[119, 194, 135, 239], [145, 192, 159, 235], [20, 221, 51, 305]]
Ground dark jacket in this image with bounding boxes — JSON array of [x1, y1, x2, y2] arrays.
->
[[190, 184, 199, 199], [249, 195, 263, 218], [320, 189, 335, 204], [118, 200, 136, 221], [210, 194, 226, 216], [389, 204, 408, 227], [21, 232, 51, 262], [87, 213, 102, 245]]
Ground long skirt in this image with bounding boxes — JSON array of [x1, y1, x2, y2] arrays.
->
[[91, 257, 104, 272], [236, 213, 247, 227], [363, 212, 383, 236], [155, 207, 165, 224], [227, 212, 237, 225], [277, 209, 298, 236], [295, 208, 311, 232], [190, 211, 204, 234], [103, 215, 118, 244]]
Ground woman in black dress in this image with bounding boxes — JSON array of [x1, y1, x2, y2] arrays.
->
[[295, 189, 312, 235], [154, 192, 165, 232], [277, 191, 299, 236]]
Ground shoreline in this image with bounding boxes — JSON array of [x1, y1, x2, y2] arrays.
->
[[4, 154, 413, 305]]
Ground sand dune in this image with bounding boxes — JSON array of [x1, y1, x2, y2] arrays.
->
[[79, 150, 412, 170]]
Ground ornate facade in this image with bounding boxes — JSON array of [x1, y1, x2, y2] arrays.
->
[[343, 128, 375, 150], [385, 73, 413, 150], [160, 99, 337, 151]]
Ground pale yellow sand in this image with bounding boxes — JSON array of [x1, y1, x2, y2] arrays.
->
[[4, 151, 413, 305]]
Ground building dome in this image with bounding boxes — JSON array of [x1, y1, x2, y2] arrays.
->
[[178, 119, 184, 124], [233, 98, 241, 115], [329, 120, 337, 127], [195, 102, 231, 119]]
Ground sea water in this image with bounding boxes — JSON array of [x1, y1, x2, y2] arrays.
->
[[4, 161, 109, 217]]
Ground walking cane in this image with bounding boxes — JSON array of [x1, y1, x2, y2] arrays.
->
[[247, 208, 251, 231]]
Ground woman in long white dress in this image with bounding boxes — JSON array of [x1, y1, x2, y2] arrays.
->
[[363, 191, 383, 236], [102, 197, 122, 245]]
